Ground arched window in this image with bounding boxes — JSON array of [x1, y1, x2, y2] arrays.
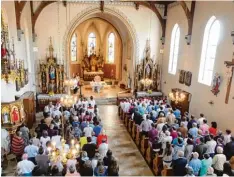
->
[[88, 32, 96, 56], [198, 16, 220, 86], [168, 24, 180, 75], [108, 33, 115, 63], [70, 33, 77, 62]]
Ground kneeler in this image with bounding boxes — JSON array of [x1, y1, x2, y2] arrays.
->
[[145, 141, 152, 166], [128, 119, 133, 133], [132, 123, 137, 140]]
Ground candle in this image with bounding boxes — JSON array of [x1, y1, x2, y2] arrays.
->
[[71, 139, 75, 146], [52, 141, 56, 149], [47, 147, 52, 154], [75, 144, 80, 151]]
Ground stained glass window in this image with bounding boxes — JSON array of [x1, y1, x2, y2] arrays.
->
[[108, 33, 115, 63], [70, 33, 77, 62], [88, 32, 96, 56], [198, 16, 220, 86]]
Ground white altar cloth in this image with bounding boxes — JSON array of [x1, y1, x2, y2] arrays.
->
[[37, 94, 66, 100], [84, 71, 104, 75], [136, 91, 163, 97], [90, 81, 106, 93]]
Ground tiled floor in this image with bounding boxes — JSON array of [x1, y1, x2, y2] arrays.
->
[[2, 105, 153, 176], [99, 105, 153, 176]]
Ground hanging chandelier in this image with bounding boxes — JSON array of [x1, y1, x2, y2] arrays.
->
[[169, 89, 186, 104]]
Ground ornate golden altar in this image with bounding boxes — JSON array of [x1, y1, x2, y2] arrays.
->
[[81, 50, 104, 81], [38, 38, 65, 94]]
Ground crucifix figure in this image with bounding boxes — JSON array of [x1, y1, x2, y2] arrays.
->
[[224, 52, 234, 104]]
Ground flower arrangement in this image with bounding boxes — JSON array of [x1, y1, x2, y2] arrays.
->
[[48, 91, 54, 96], [147, 89, 152, 94]]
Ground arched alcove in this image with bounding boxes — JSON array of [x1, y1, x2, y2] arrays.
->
[[62, 6, 139, 87]]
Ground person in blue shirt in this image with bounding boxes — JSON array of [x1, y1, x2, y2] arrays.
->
[[173, 107, 181, 120], [154, 103, 159, 111], [189, 123, 198, 139], [24, 140, 39, 164], [188, 152, 202, 176], [93, 122, 102, 137]]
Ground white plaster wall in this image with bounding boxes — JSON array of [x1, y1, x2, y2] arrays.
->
[[1, 2, 36, 102], [161, 2, 234, 131], [34, 2, 162, 86]]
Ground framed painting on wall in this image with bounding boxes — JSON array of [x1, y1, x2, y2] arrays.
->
[[179, 70, 185, 84], [184, 71, 192, 86]]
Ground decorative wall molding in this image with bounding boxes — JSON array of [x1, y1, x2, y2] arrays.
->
[[62, 5, 140, 77]]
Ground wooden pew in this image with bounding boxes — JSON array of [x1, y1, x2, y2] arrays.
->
[[135, 126, 140, 146], [161, 167, 173, 176], [140, 136, 149, 155], [124, 114, 129, 127], [152, 152, 163, 176], [128, 119, 133, 133], [145, 141, 152, 165], [132, 123, 137, 140]]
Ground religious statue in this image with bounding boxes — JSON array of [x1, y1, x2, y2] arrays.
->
[[11, 107, 19, 123], [49, 65, 56, 80], [2, 107, 10, 124], [90, 55, 97, 72], [211, 73, 221, 96]]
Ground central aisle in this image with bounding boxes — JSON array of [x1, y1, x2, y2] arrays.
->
[[99, 105, 154, 176]]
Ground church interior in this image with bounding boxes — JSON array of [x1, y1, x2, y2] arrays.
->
[[1, 0, 234, 176]]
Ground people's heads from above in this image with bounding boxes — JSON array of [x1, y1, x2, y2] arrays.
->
[[42, 130, 48, 137], [203, 153, 210, 159], [177, 150, 184, 157], [102, 139, 107, 143], [203, 119, 207, 124], [49, 101, 53, 107], [87, 136, 92, 143], [192, 122, 197, 128], [191, 152, 199, 159], [191, 115, 195, 120], [51, 165, 59, 175], [200, 113, 204, 117], [29, 139, 33, 145], [69, 166, 76, 174], [90, 96, 93, 100], [186, 166, 194, 175], [16, 130, 22, 137], [187, 138, 193, 145], [223, 162, 232, 175], [211, 121, 217, 128], [22, 153, 28, 160], [207, 167, 215, 175], [226, 129, 232, 135], [216, 146, 224, 154], [38, 146, 44, 155]]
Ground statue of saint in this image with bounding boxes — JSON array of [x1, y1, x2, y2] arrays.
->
[[90, 56, 97, 72], [3, 112, 9, 123], [49, 65, 56, 80]]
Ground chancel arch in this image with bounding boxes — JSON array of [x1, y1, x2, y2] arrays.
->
[[63, 6, 139, 88]]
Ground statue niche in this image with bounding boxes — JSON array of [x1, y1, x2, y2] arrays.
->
[[38, 38, 65, 94]]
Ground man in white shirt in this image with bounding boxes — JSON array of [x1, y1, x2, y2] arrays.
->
[[48, 101, 54, 115], [98, 139, 108, 159], [83, 123, 93, 137], [52, 107, 62, 119], [161, 131, 173, 150], [17, 154, 35, 176], [88, 96, 96, 107], [223, 129, 232, 145], [206, 135, 217, 157], [51, 131, 62, 148], [139, 115, 153, 136], [212, 147, 226, 175], [197, 113, 206, 126], [166, 109, 176, 126]]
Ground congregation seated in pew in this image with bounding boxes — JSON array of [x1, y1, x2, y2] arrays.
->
[[119, 97, 234, 176]]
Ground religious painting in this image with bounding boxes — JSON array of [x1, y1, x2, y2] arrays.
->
[[179, 70, 186, 84], [145, 64, 152, 78], [211, 73, 221, 96], [1, 106, 10, 124], [184, 71, 192, 86], [11, 106, 20, 124]]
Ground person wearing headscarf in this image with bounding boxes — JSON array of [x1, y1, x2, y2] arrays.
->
[[212, 147, 226, 176]]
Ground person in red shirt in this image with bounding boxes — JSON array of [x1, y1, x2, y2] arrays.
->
[[11, 131, 25, 161], [209, 121, 218, 137], [97, 130, 108, 147]]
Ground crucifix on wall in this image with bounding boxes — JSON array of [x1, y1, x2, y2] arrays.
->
[[224, 52, 234, 104]]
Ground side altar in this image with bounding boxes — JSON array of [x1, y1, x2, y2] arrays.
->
[[81, 49, 104, 81], [36, 38, 65, 112]]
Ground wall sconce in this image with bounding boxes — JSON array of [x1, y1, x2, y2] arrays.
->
[[208, 100, 214, 105], [17, 29, 24, 41], [185, 34, 191, 45], [160, 37, 165, 45], [231, 31, 234, 45]]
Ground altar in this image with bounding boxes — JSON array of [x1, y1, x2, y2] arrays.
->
[[84, 70, 104, 81], [81, 50, 105, 81]]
